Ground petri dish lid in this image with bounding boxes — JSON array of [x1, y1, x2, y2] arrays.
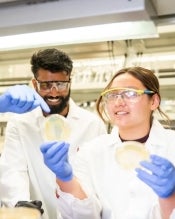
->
[[43, 114, 71, 141], [115, 141, 150, 170], [0, 207, 40, 219]]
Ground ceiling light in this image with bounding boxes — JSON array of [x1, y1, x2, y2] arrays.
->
[[0, 21, 158, 51]]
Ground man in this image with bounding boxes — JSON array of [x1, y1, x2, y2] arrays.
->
[[0, 48, 107, 219]]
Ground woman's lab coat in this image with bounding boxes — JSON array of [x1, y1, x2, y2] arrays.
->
[[56, 118, 175, 219], [0, 99, 106, 219]]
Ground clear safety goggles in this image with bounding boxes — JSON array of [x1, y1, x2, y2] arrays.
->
[[101, 88, 155, 103], [35, 79, 71, 92]]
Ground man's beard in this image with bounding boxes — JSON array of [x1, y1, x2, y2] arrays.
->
[[44, 90, 70, 114]]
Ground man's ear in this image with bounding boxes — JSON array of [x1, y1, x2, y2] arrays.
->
[[31, 78, 37, 90]]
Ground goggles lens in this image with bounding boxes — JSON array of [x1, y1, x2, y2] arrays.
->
[[101, 88, 154, 103], [36, 80, 70, 92]]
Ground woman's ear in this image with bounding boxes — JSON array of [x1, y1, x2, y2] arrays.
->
[[151, 93, 160, 110]]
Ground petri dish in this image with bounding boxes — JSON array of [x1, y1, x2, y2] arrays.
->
[[43, 114, 71, 141], [115, 141, 150, 170], [0, 207, 40, 219]]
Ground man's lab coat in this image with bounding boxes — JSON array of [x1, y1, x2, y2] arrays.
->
[[0, 99, 107, 219]]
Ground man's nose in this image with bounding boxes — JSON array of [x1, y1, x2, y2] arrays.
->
[[50, 84, 59, 92]]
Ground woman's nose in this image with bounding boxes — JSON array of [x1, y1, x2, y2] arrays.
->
[[113, 95, 126, 105]]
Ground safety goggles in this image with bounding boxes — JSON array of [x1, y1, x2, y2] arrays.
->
[[101, 88, 155, 103], [35, 79, 71, 92]]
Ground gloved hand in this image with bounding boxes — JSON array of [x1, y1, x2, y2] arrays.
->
[[15, 200, 44, 215], [135, 154, 175, 198], [40, 141, 73, 182], [0, 85, 50, 113]]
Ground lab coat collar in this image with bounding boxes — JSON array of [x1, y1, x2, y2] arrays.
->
[[109, 126, 122, 146], [109, 118, 165, 147], [66, 98, 80, 120], [146, 117, 167, 146]]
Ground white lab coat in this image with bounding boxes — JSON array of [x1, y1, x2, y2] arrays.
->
[[56, 118, 175, 219], [0, 99, 107, 219]]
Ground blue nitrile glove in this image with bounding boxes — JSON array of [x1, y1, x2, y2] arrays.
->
[[40, 141, 73, 182], [136, 154, 175, 198], [0, 85, 50, 113]]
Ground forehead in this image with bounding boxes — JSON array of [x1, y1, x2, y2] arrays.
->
[[111, 73, 144, 89], [37, 69, 69, 81]]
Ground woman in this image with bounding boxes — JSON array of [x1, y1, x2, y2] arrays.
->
[[40, 67, 175, 219]]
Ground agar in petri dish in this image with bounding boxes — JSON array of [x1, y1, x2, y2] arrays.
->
[[43, 114, 71, 141], [0, 207, 40, 219], [115, 141, 150, 170]]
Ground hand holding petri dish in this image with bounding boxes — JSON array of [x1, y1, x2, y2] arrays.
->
[[0, 207, 40, 219], [43, 114, 71, 141], [115, 141, 150, 170]]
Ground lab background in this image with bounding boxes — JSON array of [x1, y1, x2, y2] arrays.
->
[[0, 0, 175, 153]]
